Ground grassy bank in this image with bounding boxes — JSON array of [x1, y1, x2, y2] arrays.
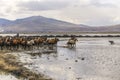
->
[[0, 52, 52, 80]]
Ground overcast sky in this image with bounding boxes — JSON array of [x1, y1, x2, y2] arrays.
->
[[0, 0, 120, 26]]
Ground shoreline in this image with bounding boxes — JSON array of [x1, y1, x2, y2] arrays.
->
[[0, 52, 52, 80]]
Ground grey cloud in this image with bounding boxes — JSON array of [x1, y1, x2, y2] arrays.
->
[[80, 0, 117, 8], [90, 0, 117, 8], [5, 7, 12, 13], [17, 0, 71, 11], [0, 13, 7, 16], [0, 0, 119, 26], [85, 18, 115, 26], [60, 2, 120, 26]]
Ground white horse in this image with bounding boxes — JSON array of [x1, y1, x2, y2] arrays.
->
[[26, 40, 35, 50], [67, 38, 78, 48]]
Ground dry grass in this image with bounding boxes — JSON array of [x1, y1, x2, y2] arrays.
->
[[0, 53, 52, 80], [0, 54, 19, 71]]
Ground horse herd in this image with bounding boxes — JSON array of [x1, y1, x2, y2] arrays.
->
[[0, 36, 60, 51], [0, 35, 116, 51], [0, 36, 78, 51]]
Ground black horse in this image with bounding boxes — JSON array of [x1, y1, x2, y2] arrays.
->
[[109, 40, 114, 45]]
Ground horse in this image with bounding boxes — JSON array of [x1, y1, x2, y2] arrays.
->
[[46, 37, 59, 50], [4, 38, 12, 50], [0, 36, 59, 51], [12, 38, 19, 50], [109, 40, 114, 45], [67, 38, 78, 48], [47, 38, 59, 46], [20, 39, 27, 50], [33, 37, 47, 49], [26, 39, 35, 50], [0, 39, 4, 50]]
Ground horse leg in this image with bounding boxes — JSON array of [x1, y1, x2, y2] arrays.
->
[[13, 45, 15, 51], [0, 46, 1, 50], [24, 45, 26, 50], [11, 44, 14, 51], [0, 45, 2, 50], [37, 43, 39, 49], [14, 44, 17, 51], [6, 44, 9, 50], [1, 44, 3, 50], [8, 44, 11, 50], [9, 44, 12, 50], [1, 45, 4, 50], [13, 45, 16, 51], [29, 45, 32, 50], [27, 45, 30, 50], [73, 44, 75, 47], [17, 44, 19, 50], [21, 45, 23, 50], [50, 44, 54, 50]]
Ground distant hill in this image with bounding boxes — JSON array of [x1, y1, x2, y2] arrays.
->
[[0, 18, 12, 27], [0, 16, 120, 32]]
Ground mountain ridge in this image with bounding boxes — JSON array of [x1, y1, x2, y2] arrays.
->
[[0, 16, 120, 32]]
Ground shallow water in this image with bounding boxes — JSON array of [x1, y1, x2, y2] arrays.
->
[[12, 38, 120, 80], [0, 33, 120, 37]]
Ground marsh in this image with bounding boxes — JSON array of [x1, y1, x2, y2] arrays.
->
[[8, 37, 120, 80]]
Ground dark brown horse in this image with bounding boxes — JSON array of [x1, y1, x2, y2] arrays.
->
[[109, 40, 114, 45], [0, 38, 4, 50], [5, 38, 12, 50]]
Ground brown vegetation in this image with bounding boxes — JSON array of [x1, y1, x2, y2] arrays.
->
[[0, 53, 52, 80]]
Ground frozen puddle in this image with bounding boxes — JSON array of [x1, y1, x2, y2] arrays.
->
[[11, 38, 120, 80]]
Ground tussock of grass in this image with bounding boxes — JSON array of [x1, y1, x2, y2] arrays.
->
[[0, 54, 19, 71], [0, 53, 52, 80]]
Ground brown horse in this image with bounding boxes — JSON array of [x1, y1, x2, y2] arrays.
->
[[5, 38, 11, 50], [0, 36, 58, 51], [34, 37, 47, 49], [20, 39, 27, 50], [46, 38, 59, 50], [47, 38, 59, 45], [12, 38, 20, 50]]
